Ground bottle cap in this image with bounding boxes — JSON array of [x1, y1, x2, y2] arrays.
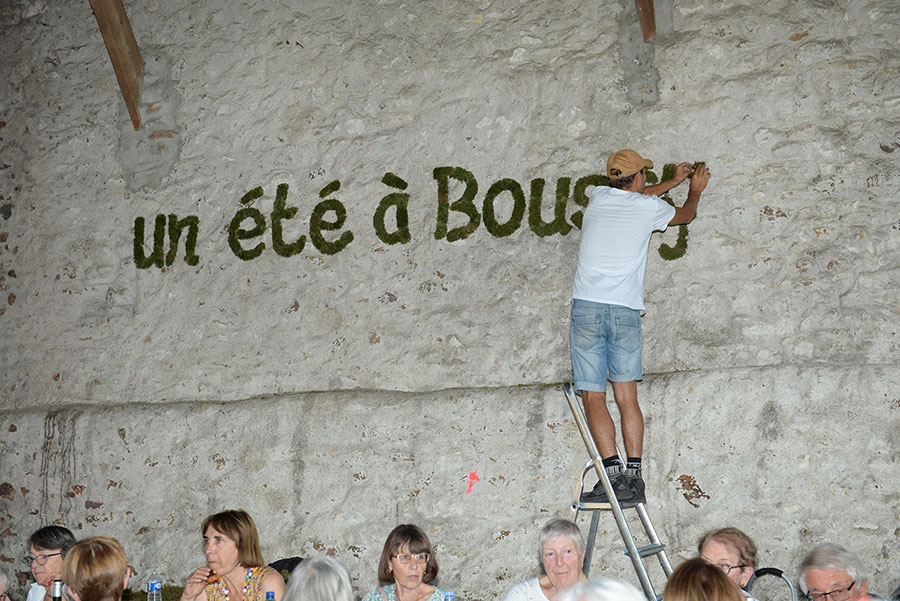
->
[[52, 581, 63, 598]]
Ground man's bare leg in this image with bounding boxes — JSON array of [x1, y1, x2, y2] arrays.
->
[[611, 379, 645, 502], [580, 388, 634, 501], [611, 380, 642, 457], [581, 389, 618, 458]]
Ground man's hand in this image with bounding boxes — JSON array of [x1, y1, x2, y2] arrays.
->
[[645, 162, 695, 197], [673, 162, 694, 185], [689, 163, 711, 196], [669, 163, 711, 226]]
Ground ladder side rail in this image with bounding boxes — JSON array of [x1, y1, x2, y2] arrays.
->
[[612, 441, 673, 578], [563, 383, 607, 481], [582, 512, 600, 577], [633, 502, 673, 576], [607, 506, 657, 601], [564, 384, 658, 600]]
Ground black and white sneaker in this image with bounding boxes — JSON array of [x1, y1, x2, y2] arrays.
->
[[580, 474, 635, 503], [626, 474, 646, 505]]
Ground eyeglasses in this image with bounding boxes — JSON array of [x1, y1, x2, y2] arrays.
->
[[24, 552, 61, 566], [806, 582, 856, 601], [709, 562, 747, 574], [1, 592, 9, 601], [392, 553, 429, 564]]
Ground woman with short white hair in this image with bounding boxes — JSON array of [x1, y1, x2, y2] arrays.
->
[[502, 519, 588, 601], [284, 557, 354, 601]]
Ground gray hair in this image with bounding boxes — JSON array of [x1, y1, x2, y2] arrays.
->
[[284, 556, 354, 601], [798, 543, 866, 593], [0, 567, 9, 588], [538, 519, 585, 570], [558, 578, 645, 601]]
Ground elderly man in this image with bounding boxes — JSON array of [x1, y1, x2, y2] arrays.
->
[[799, 543, 869, 601], [570, 149, 710, 504]]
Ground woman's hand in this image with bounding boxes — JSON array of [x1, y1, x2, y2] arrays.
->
[[181, 567, 212, 601]]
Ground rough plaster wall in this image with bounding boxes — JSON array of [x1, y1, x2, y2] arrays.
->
[[1, 0, 899, 599]]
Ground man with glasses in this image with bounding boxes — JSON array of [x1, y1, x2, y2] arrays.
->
[[799, 543, 869, 601], [571, 149, 710, 504], [24, 526, 75, 601]]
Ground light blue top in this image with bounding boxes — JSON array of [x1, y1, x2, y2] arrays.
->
[[361, 584, 446, 601]]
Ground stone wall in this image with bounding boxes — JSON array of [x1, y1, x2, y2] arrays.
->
[[1, 0, 899, 599]]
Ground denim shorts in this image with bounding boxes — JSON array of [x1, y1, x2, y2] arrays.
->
[[570, 299, 643, 392]]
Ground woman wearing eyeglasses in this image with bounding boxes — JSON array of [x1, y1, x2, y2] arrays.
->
[[25, 526, 76, 601], [697, 527, 758, 598], [361, 525, 444, 601]]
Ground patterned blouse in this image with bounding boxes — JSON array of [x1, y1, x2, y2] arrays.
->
[[205, 566, 279, 601]]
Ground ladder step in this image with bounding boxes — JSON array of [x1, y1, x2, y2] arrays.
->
[[624, 543, 666, 558], [573, 498, 644, 511]]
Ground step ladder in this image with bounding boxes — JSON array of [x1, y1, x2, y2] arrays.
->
[[563, 382, 673, 601]]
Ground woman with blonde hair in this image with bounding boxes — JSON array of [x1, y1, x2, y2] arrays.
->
[[664, 558, 744, 601], [61, 536, 130, 601]]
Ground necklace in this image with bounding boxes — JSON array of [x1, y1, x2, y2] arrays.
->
[[219, 568, 253, 601]]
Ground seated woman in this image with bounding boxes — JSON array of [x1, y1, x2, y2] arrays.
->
[[26, 525, 76, 601], [181, 510, 285, 601], [1, 567, 11, 601], [664, 558, 744, 601], [361, 524, 444, 601], [284, 556, 354, 601], [697, 528, 758, 598], [62, 536, 130, 601], [503, 519, 588, 601]]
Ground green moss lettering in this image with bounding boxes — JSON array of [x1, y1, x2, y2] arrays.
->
[[433, 166, 479, 242], [272, 183, 306, 257], [165, 214, 200, 266], [528, 177, 573, 237], [483, 178, 526, 238], [133, 214, 166, 269], [311, 181, 354, 255], [655, 162, 700, 261], [374, 172, 411, 245], [228, 207, 266, 261]]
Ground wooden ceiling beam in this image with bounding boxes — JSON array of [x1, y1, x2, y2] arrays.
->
[[635, 0, 657, 42], [89, 0, 143, 130]]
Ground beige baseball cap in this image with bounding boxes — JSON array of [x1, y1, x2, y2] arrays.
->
[[607, 149, 653, 179]]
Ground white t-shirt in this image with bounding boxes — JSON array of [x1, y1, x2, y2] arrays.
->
[[572, 186, 675, 311], [27, 583, 46, 601], [503, 578, 551, 601]]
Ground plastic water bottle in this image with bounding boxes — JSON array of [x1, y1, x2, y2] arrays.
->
[[444, 592, 454, 601], [147, 571, 162, 601]]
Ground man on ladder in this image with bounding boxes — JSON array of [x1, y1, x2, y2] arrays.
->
[[570, 149, 710, 504]]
